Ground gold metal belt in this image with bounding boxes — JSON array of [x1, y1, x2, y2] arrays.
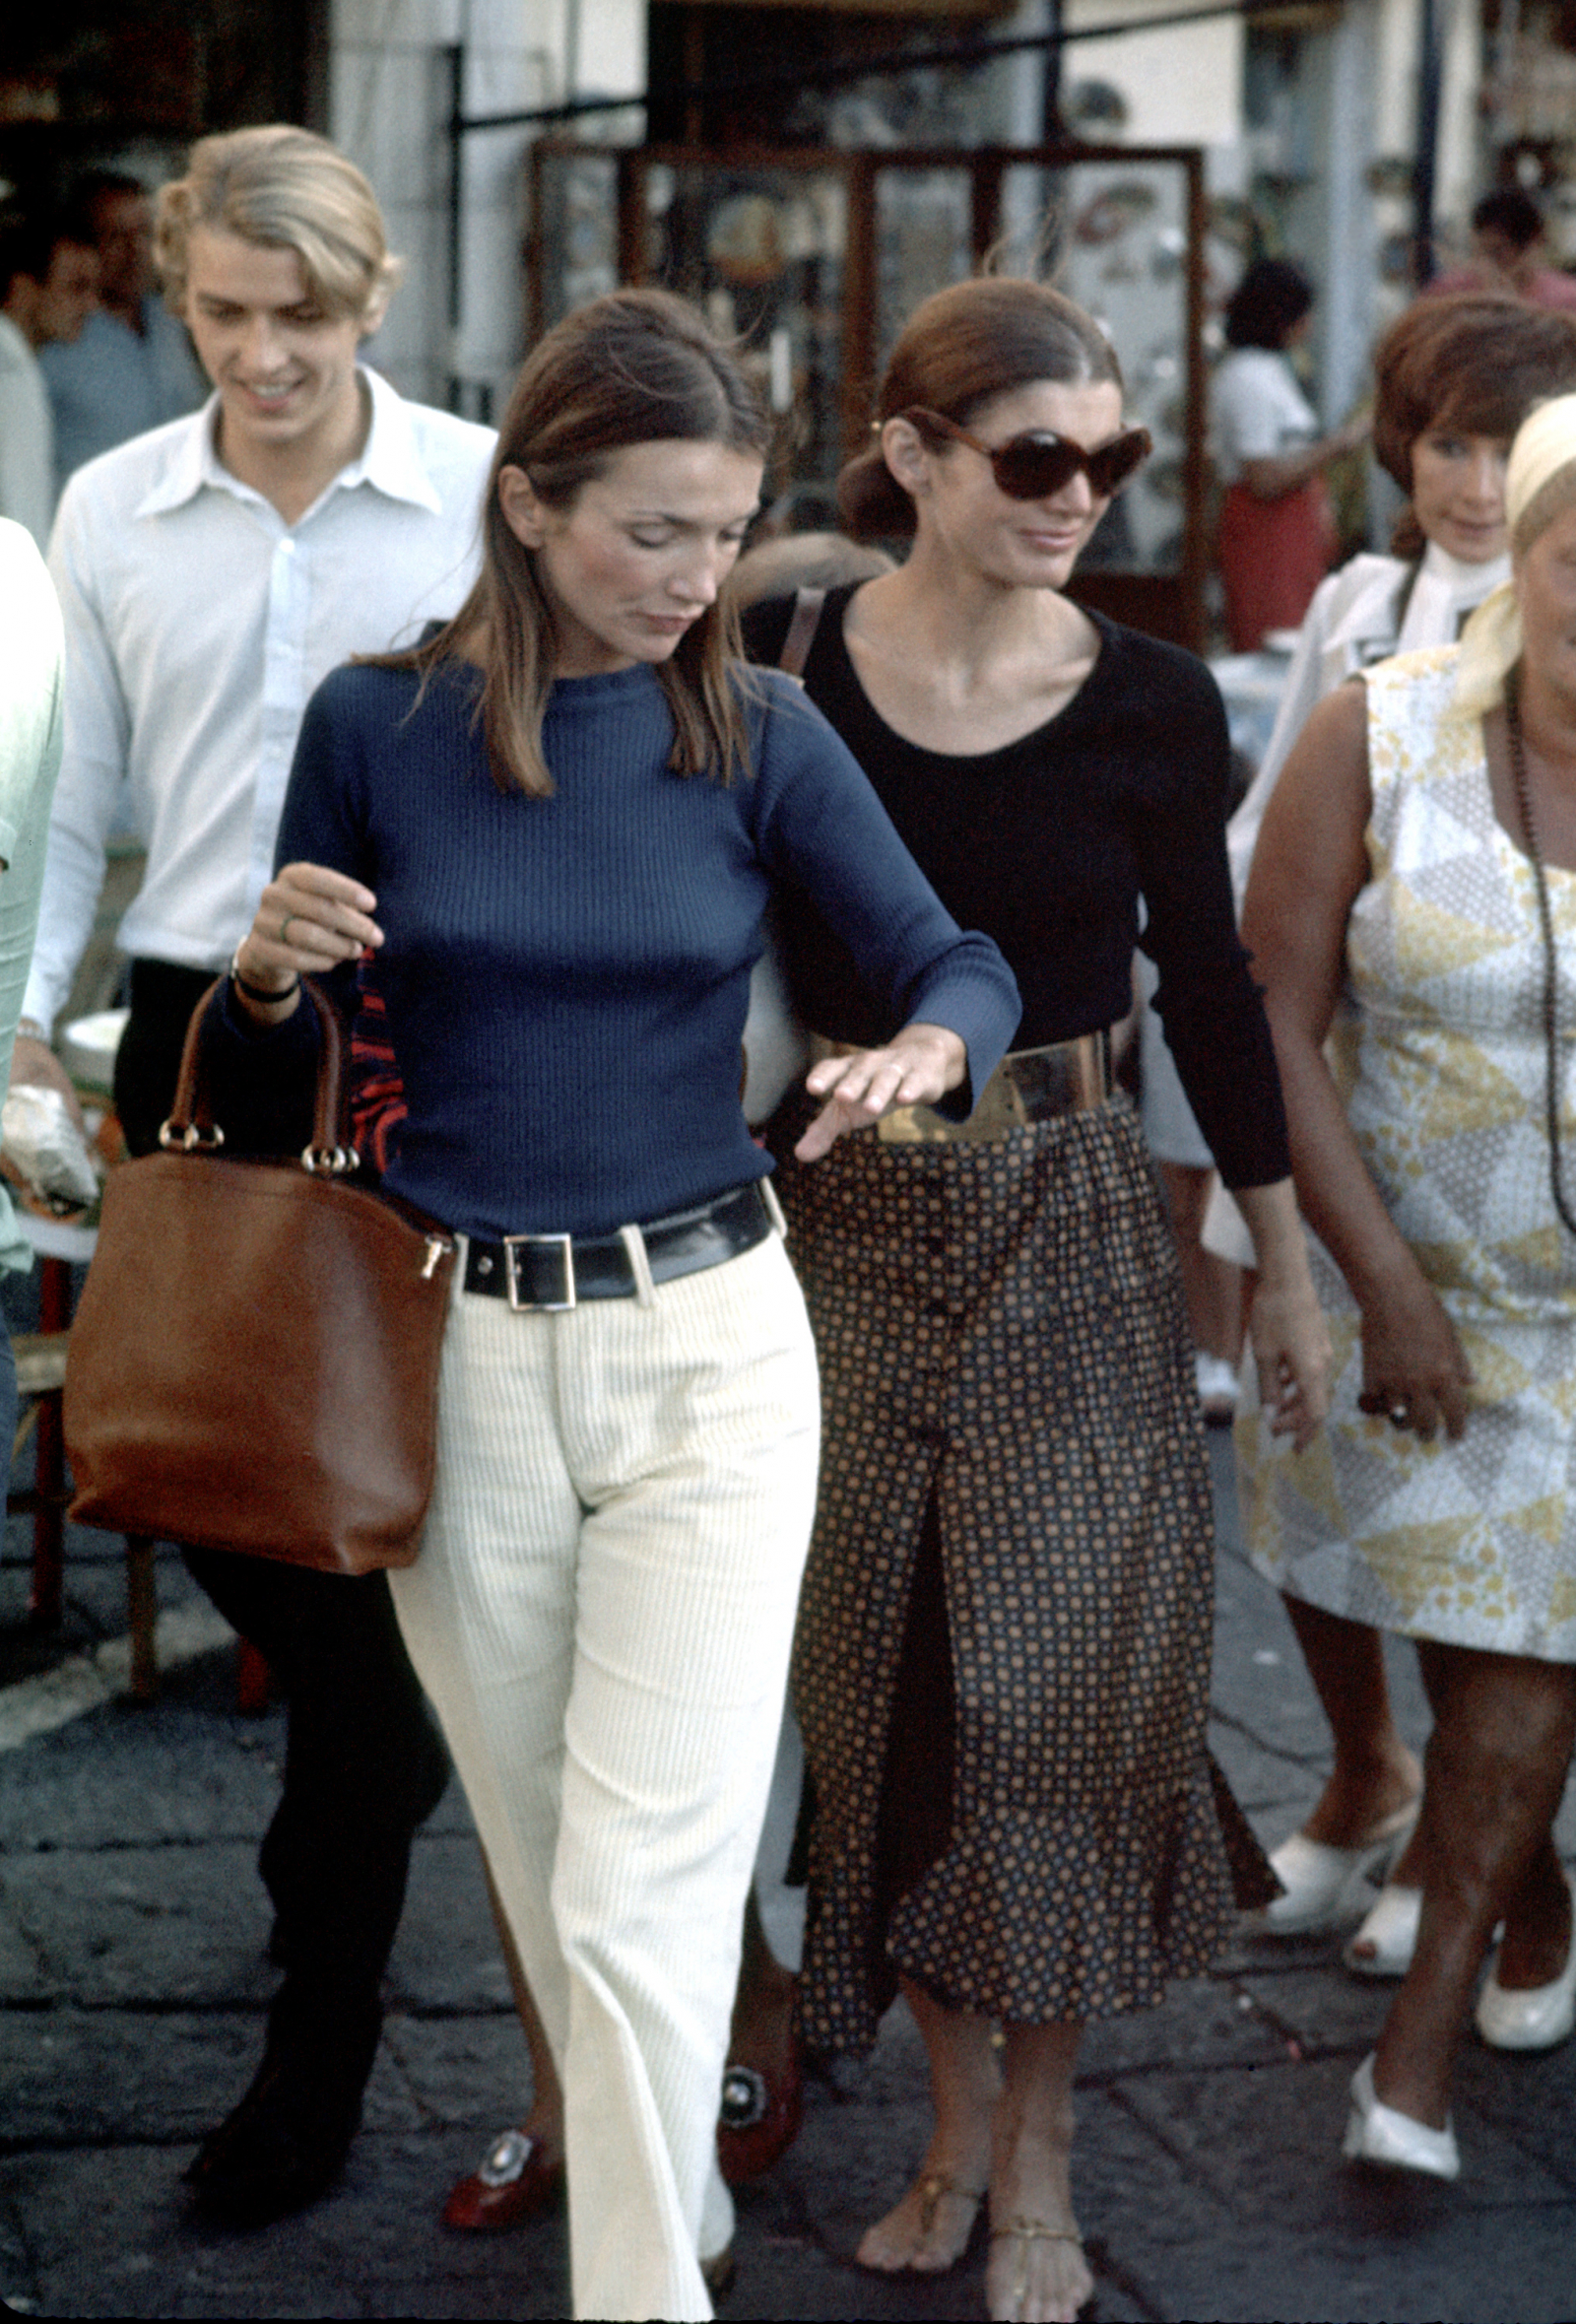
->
[[808, 1032, 1113, 1145]]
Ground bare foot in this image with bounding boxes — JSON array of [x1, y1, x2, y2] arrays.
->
[[986, 2020, 1092, 2320], [856, 2166, 986, 2274], [988, 2217, 1093, 2324]]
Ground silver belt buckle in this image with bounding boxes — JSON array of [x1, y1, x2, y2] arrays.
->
[[503, 1232, 576, 1311]]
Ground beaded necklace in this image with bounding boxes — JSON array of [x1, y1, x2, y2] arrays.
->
[[1505, 678, 1576, 1238]]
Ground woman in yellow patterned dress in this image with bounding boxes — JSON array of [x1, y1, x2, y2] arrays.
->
[[1241, 395, 1576, 2177]]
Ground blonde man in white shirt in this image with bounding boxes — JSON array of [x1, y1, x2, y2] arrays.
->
[[10, 125, 495, 2228]]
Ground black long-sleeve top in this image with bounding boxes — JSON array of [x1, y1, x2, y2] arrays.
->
[[741, 586, 1290, 1190]]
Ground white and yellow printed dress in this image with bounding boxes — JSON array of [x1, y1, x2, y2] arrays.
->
[[1239, 642, 1576, 1660]]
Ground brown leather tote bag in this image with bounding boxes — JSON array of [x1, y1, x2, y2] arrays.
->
[[64, 978, 455, 1573]]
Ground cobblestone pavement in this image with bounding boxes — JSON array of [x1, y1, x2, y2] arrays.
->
[[2, 1340, 1574, 2321]]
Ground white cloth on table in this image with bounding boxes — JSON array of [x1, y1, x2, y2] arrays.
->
[[388, 1230, 820, 2321], [25, 368, 494, 1033]]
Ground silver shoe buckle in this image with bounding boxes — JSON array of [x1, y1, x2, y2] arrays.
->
[[503, 1232, 576, 1311], [478, 2127, 534, 2187]]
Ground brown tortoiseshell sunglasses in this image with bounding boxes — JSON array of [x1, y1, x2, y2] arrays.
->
[[902, 407, 1152, 498]]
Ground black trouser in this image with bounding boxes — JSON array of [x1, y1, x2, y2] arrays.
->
[[116, 960, 448, 2012]]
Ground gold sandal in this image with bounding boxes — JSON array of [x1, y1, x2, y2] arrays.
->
[[990, 2216, 1087, 2320], [919, 2170, 983, 2224], [857, 2170, 987, 2275]]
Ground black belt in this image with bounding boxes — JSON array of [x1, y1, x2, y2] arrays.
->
[[463, 1181, 776, 1310]]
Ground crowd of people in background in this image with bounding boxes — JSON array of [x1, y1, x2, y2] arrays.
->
[[5, 115, 1576, 2324], [0, 170, 208, 557]]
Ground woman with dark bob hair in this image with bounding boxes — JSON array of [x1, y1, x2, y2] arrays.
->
[[219, 287, 1018, 2321], [742, 275, 1330, 2321], [1234, 291, 1576, 885], [1221, 292, 1576, 1982], [1213, 255, 1369, 650]]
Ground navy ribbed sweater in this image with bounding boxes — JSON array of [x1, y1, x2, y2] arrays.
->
[[257, 656, 1018, 1240]]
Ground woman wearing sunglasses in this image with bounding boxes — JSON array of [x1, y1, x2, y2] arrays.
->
[[742, 275, 1330, 2324]]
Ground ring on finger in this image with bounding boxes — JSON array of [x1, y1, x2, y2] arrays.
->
[[279, 913, 295, 947]]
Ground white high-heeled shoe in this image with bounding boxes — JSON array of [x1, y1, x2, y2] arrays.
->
[[1342, 2054, 1459, 2180], [1344, 1882, 1422, 1978], [1247, 1800, 1419, 1937], [1477, 1867, 1576, 2052]]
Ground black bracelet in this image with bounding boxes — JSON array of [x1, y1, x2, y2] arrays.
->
[[230, 958, 299, 1008]]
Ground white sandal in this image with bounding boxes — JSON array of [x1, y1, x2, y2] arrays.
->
[[1248, 1799, 1419, 1937], [1343, 2053, 1459, 2180], [1343, 1882, 1423, 1978], [989, 2217, 1088, 2322], [1477, 1867, 1576, 2050]]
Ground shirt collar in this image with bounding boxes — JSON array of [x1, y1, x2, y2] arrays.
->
[[331, 367, 445, 513], [132, 365, 445, 523], [1323, 560, 1414, 653]]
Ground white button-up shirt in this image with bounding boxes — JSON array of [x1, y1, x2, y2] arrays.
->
[[0, 521, 66, 1266], [27, 367, 494, 1031]]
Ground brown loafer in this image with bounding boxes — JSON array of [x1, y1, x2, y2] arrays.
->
[[715, 2043, 804, 2186], [441, 2126, 564, 2232]]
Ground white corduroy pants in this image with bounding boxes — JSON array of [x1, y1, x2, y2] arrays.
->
[[387, 1228, 819, 2322]]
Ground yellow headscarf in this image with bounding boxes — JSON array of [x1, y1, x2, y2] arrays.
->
[[1453, 391, 1576, 715]]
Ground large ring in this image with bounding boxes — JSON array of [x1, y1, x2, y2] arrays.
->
[[279, 912, 295, 947]]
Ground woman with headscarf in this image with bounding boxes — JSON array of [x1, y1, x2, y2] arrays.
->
[[1215, 297, 1576, 1977], [1241, 393, 1576, 2177]]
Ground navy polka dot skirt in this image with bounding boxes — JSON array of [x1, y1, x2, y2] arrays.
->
[[776, 1093, 1276, 2054]]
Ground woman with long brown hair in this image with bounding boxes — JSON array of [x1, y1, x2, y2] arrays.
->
[[221, 286, 1018, 2321], [742, 276, 1330, 2322]]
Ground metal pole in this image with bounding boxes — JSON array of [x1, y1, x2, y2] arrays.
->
[[446, 41, 464, 412], [1412, 0, 1442, 286], [1042, 0, 1064, 138]]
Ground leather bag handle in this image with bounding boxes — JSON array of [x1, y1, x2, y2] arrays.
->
[[160, 976, 358, 1174], [777, 585, 826, 682]]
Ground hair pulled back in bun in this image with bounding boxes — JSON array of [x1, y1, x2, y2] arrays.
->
[[836, 277, 1123, 542]]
